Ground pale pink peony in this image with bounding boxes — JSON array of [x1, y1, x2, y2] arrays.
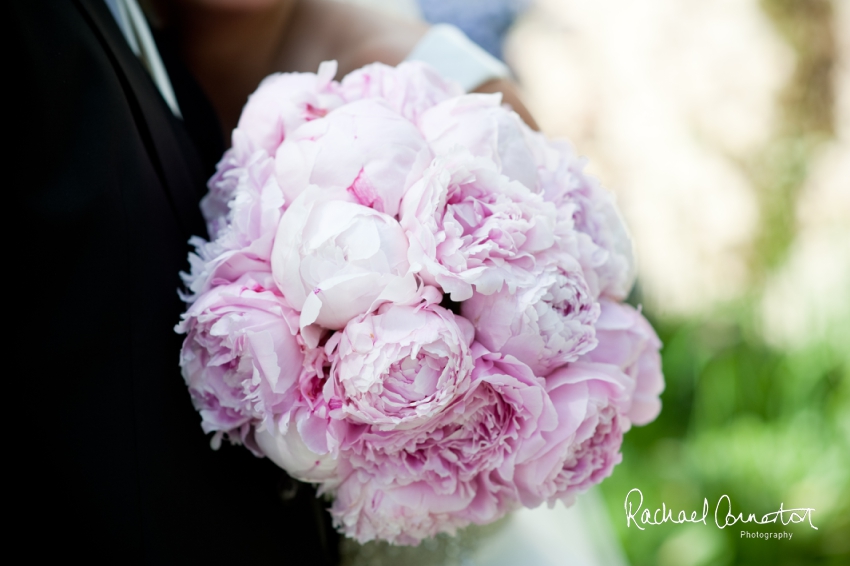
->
[[183, 152, 286, 300], [255, 417, 339, 484], [418, 93, 539, 191], [274, 98, 433, 215], [581, 300, 664, 425], [332, 344, 557, 544], [399, 149, 557, 301], [462, 255, 600, 377], [254, 345, 350, 486], [514, 362, 631, 508], [339, 61, 463, 124], [440, 104, 637, 300], [234, 60, 344, 160], [200, 141, 248, 241], [209, 152, 284, 257], [271, 188, 421, 343], [180, 236, 266, 304], [200, 61, 344, 234], [175, 272, 303, 452], [327, 301, 474, 430], [289, 345, 347, 455], [532, 137, 637, 300]]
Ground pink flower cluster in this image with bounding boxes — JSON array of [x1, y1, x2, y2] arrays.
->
[[176, 61, 664, 545]]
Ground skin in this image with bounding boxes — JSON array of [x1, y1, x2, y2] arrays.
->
[[150, 0, 538, 138]]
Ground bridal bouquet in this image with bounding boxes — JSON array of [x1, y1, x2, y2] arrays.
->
[[176, 61, 664, 545]]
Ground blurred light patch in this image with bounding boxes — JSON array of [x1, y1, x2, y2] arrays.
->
[[657, 524, 729, 566], [507, 0, 794, 315], [760, 1, 850, 351]]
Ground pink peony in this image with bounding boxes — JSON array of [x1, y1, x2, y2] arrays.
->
[[581, 300, 664, 425], [333, 345, 557, 544], [327, 301, 473, 430], [400, 149, 557, 301], [462, 254, 600, 377], [270, 188, 420, 343], [274, 98, 433, 216], [339, 61, 463, 124], [514, 362, 631, 508], [175, 272, 303, 452]]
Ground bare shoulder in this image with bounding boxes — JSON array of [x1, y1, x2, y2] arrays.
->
[[286, 0, 427, 77]]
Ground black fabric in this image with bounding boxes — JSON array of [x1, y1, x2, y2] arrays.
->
[[12, 1, 338, 563]]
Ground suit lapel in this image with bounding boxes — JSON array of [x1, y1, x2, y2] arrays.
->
[[74, 0, 207, 240]]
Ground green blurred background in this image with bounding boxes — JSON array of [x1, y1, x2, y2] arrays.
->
[[602, 302, 849, 566]]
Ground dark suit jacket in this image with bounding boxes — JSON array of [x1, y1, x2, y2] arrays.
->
[[12, 1, 338, 563]]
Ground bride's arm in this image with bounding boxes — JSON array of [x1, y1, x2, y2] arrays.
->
[[160, 0, 536, 136]]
